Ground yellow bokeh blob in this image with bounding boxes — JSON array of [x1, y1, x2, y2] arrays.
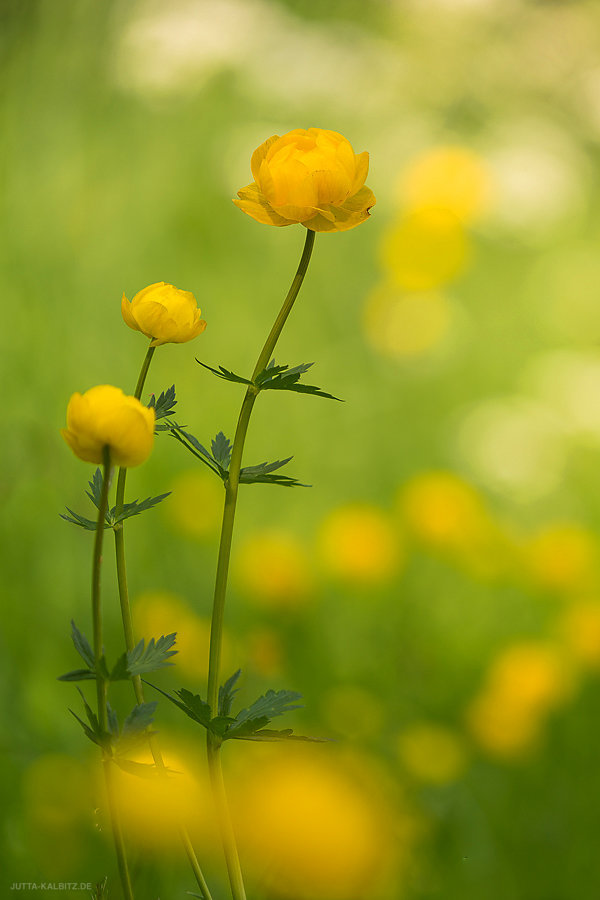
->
[[112, 742, 215, 853], [318, 503, 402, 585], [134, 590, 232, 681], [397, 723, 468, 784], [363, 285, 451, 359], [398, 146, 493, 224], [466, 641, 574, 758], [399, 470, 512, 578], [401, 471, 487, 549], [234, 529, 313, 608], [231, 748, 402, 900], [165, 469, 223, 540], [558, 601, 600, 669], [524, 523, 599, 594], [381, 208, 469, 291]]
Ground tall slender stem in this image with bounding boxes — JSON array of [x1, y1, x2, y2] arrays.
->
[[205, 228, 316, 900], [93, 447, 134, 900], [113, 339, 213, 900]]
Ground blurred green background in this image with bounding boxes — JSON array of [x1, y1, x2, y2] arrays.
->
[[4, 0, 600, 897]]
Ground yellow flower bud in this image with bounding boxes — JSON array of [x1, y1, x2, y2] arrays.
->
[[121, 281, 206, 347], [234, 127, 376, 233], [61, 385, 155, 467]]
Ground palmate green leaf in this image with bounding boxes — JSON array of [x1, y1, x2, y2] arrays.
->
[[169, 426, 224, 477], [69, 688, 110, 750], [235, 689, 303, 724], [232, 728, 328, 743], [148, 384, 177, 420], [61, 470, 171, 530], [112, 492, 171, 524], [197, 360, 254, 386], [58, 668, 96, 682], [255, 360, 342, 402], [239, 457, 309, 488], [70, 621, 95, 668], [219, 669, 242, 717], [211, 431, 232, 468], [146, 682, 212, 729], [111, 633, 178, 680]]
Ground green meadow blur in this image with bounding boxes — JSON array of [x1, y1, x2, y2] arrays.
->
[[4, 0, 600, 897]]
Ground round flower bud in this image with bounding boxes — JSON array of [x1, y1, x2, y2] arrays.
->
[[234, 127, 376, 233], [121, 282, 206, 347], [61, 385, 155, 467]]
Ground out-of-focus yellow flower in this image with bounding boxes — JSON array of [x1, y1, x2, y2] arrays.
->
[[134, 590, 232, 681], [466, 641, 574, 758], [398, 146, 493, 224], [382, 209, 468, 291], [399, 471, 510, 579], [61, 384, 155, 467], [558, 601, 600, 669], [112, 740, 215, 853], [234, 530, 314, 608], [397, 723, 468, 785], [524, 523, 599, 594], [363, 285, 452, 360], [165, 470, 223, 540], [121, 281, 206, 346], [234, 128, 375, 233], [319, 503, 401, 585], [231, 747, 403, 900]]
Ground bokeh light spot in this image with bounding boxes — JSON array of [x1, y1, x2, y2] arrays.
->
[[318, 503, 402, 585], [363, 285, 451, 360], [381, 209, 469, 291], [398, 146, 493, 223]]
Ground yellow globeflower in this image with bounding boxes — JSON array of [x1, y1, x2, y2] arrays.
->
[[61, 385, 155, 467], [234, 128, 375, 233], [319, 503, 401, 584], [121, 281, 206, 346]]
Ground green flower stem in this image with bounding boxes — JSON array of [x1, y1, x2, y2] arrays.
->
[[113, 339, 213, 900], [205, 228, 316, 900], [94, 447, 134, 900]]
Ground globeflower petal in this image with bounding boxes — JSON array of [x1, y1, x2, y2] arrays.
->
[[307, 185, 376, 233], [234, 128, 375, 233], [234, 183, 293, 227]]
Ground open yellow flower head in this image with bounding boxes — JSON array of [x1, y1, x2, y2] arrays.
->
[[121, 281, 206, 347], [61, 385, 155, 467], [234, 128, 376, 233]]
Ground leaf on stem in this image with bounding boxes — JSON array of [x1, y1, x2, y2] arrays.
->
[[110, 634, 178, 680], [60, 470, 171, 530], [219, 669, 242, 717], [197, 360, 254, 386], [148, 384, 177, 419], [255, 359, 342, 402]]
